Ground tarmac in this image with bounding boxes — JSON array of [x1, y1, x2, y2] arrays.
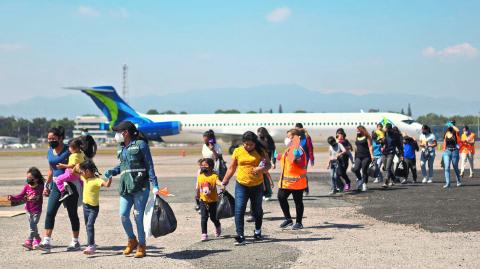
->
[[0, 152, 479, 268]]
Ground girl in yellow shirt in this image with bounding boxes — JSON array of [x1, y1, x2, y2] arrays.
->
[[196, 158, 222, 241]]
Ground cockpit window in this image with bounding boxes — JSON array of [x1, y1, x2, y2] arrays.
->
[[402, 120, 415, 125]]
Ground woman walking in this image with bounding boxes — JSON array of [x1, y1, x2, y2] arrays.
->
[[104, 121, 159, 258], [221, 131, 271, 245], [352, 126, 373, 192], [442, 121, 462, 188], [277, 129, 307, 230], [419, 125, 437, 183], [39, 127, 81, 253]]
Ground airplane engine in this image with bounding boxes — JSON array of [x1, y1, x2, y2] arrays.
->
[[137, 121, 181, 141]]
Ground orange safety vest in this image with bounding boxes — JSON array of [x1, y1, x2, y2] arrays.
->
[[278, 137, 307, 190]]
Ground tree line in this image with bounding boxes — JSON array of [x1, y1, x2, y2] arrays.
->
[[0, 117, 75, 143]]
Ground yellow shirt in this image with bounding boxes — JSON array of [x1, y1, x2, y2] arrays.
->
[[197, 173, 219, 203], [232, 146, 263, 187], [375, 130, 385, 140], [68, 152, 85, 166], [81, 176, 104, 206]]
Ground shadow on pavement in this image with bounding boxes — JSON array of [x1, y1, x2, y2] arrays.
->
[[307, 222, 364, 229], [166, 249, 231, 260]]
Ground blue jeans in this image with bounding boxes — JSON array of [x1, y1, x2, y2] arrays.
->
[[443, 149, 461, 186], [83, 204, 99, 246], [373, 157, 384, 180], [119, 187, 149, 245], [420, 151, 435, 178], [234, 182, 263, 237], [329, 162, 339, 191]]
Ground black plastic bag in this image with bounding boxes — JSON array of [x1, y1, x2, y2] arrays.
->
[[395, 160, 408, 178], [151, 195, 177, 238], [216, 190, 235, 219]]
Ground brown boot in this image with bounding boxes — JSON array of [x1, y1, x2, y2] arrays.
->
[[123, 238, 138, 255], [134, 244, 146, 258]]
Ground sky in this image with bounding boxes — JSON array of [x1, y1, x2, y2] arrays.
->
[[0, 0, 479, 105]]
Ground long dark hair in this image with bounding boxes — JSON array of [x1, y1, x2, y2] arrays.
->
[[257, 127, 274, 148], [48, 126, 65, 139], [27, 167, 44, 185], [69, 137, 97, 159], [242, 131, 267, 158], [79, 160, 101, 177], [422, 124, 431, 134]]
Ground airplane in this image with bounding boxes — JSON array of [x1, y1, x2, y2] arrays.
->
[[68, 86, 423, 153]]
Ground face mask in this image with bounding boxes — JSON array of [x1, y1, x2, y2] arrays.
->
[[284, 137, 292, 147], [200, 167, 209, 174], [27, 178, 36, 186], [356, 132, 362, 137], [115, 132, 125, 143], [49, 140, 59, 149]]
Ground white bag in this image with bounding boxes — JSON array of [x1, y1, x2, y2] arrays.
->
[[143, 194, 155, 238]]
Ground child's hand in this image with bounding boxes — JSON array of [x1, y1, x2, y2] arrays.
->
[[56, 163, 66, 169]]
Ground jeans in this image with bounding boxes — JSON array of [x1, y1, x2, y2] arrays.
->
[[263, 174, 273, 198], [443, 149, 461, 186], [234, 182, 263, 237], [199, 201, 220, 234], [119, 187, 149, 245], [27, 212, 41, 240], [45, 181, 80, 232], [460, 152, 474, 176], [420, 151, 435, 179], [353, 157, 372, 184], [277, 189, 304, 224], [336, 158, 351, 189], [329, 162, 339, 191], [384, 154, 396, 183], [83, 204, 99, 246], [373, 157, 384, 181]]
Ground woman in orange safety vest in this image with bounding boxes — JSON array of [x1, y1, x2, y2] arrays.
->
[[277, 129, 307, 230]]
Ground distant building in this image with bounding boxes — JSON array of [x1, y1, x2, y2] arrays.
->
[[0, 136, 21, 145], [73, 116, 112, 142]]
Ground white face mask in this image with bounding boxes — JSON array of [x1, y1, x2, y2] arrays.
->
[[115, 132, 124, 143], [284, 137, 292, 147]]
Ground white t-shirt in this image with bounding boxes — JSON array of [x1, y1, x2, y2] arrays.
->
[[201, 144, 223, 172], [329, 143, 346, 160], [419, 133, 436, 152]]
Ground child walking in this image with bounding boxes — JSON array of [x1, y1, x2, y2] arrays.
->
[[327, 136, 347, 194], [8, 167, 44, 250], [196, 158, 222, 241], [79, 160, 112, 255], [56, 138, 86, 202]]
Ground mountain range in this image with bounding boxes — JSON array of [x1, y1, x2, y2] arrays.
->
[[1, 84, 477, 119]]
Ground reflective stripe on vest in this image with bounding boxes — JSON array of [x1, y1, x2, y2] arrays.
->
[[120, 168, 147, 175]]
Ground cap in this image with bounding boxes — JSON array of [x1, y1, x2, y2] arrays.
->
[[112, 121, 137, 133], [295, 123, 304, 128]]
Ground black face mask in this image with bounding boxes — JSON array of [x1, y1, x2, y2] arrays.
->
[[27, 179, 35, 186], [49, 140, 59, 149], [356, 133, 362, 137], [200, 167, 209, 174]]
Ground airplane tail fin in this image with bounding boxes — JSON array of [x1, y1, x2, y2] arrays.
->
[[65, 86, 150, 130]]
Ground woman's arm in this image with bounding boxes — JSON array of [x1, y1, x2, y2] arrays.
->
[[140, 141, 159, 189], [368, 138, 374, 159]]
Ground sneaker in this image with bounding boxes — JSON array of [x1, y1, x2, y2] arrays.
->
[[427, 178, 433, 183], [470, 173, 474, 178], [401, 179, 407, 184], [83, 245, 96, 255], [263, 197, 271, 201], [373, 178, 380, 184], [201, 233, 208, 241], [66, 241, 81, 251], [234, 236, 246, 246], [279, 219, 293, 229], [246, 215, 255, 223], [356, 180, 364, 191], [38, 242, 52, 253], [292, 223, 303, 230], [253, 230, 263, 240], [382, 183, 389, 188], [422, 177, 428, 183], [388, 181, 394, 186], [443, 184, 450, 189], [361, 183, 367, 192], [215, 225, 222, 237], [343, 183, 350, 192], [328, 190, 337, 195], [32, 238, 41, 249], [194, 205, 200, 211], [456, 182, 462, 187], [23, 239, 33, 250]]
